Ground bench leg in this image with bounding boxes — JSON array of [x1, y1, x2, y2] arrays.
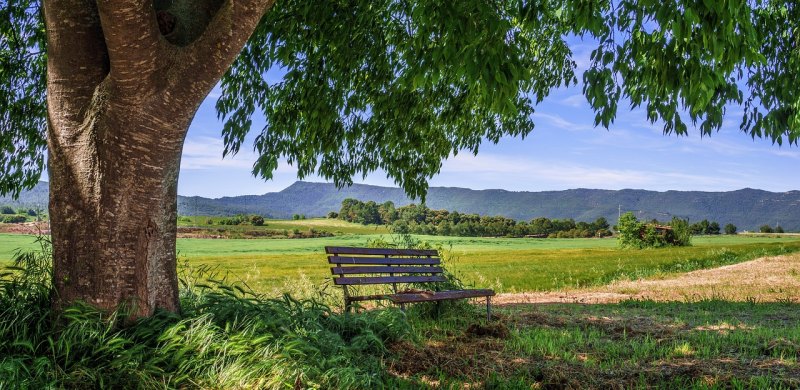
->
[[486, 296, 492, 321]]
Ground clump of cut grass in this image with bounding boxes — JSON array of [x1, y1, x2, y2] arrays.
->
[[0, 238, 410, 389]]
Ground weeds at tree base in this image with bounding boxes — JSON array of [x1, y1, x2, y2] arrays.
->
[[0, 238, 410, 389]]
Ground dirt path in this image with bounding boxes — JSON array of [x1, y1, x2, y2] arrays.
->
[[495, 253, 800, 305]]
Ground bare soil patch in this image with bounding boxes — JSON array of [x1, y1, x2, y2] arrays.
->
[[495, 253, 800, 305], [0, 222, 49, 235]]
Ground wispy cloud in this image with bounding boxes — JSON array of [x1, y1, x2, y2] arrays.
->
[[534, 112, 594, 132], [439, 153, 752, 191], [559, 94, 586, 108], [181, 137, 255, 170]]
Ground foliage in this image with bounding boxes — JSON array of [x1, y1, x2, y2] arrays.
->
[[250, 214, 265, 226], [725, 223, 737, 235], [760, 225, 774, 233], [689, 219, 722, 235], [0, 0, 47, 198], [1, 215, 27, 223], [0, 206, 14, 214], [0, 0, 797, 213], [617, 212, 691, 249], [339, 198, 613, 238], [0, 241, 410, 388]]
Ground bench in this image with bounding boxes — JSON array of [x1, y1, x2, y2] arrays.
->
[[326, 246, 495, 320]]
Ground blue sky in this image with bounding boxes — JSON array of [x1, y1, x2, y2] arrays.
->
[[177, 42, 799, 198]]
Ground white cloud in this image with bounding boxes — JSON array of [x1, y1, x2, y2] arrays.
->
[[559, 94, 586, 108], [438, 153, 751, 191], [181, 137, 254, 170], [534, 112, 594, 132]]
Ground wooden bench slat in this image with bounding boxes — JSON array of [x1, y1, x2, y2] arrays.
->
[[328, 256, 440, 265], [333, 275, 447, 285], [325, 246, 439, 256], [331, 266, 444, 275], [389, 289, 495, 304]]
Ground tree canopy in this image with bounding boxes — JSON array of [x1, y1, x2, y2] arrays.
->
[[2, 0, 799, 199]]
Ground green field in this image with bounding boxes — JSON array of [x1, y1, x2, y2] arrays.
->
[[178, 217, 390, 235], [3, 230, 799, 294]]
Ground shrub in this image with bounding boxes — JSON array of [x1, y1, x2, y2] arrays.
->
[[250, 215, 265, 226], [724, 223, 737, 235], [327, 211, 338, 219], [760, 225, 774, 233], [1, 215, 27, 223], [617, 212, 644, 248], [0, 206, 14, 214], [617, 213, 690, 249]]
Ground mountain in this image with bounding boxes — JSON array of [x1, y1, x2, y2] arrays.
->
[[6, 181, 800, 231], [177, 181, 800, 231], [0, 181, 49, 210]]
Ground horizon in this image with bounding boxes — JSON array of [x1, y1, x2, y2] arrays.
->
[[21, 179, 800, 201]]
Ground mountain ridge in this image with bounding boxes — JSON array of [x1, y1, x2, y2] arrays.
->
[[4, 181, 798, 231]]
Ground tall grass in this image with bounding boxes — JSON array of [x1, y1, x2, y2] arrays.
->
[[0, 238, 410, 389]]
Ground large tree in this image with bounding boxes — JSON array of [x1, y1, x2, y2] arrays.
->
[[1, 0, 798, 316]]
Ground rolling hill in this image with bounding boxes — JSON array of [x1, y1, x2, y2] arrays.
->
[[5, 181, 799, 231]]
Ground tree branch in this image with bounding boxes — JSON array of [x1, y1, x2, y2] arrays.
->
[[170, 0, 276, 107], [95, 0, 162, 100]]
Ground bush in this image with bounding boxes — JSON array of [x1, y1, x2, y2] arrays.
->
[[724, 223, 737, 235], [219, 214, 247, 225], [0, 206, 14, 214], [250, 215, 265, 226], [760, 225, 774, 233], [617, 213, 690, 249], [1, 215, 27, 223]]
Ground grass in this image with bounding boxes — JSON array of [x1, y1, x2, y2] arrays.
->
[[394, 299, 800, 388], [3, 233, 800, 294], [177, 217, 390, 235], [1, 236, 797, 388], [0, 242, 411, 389]]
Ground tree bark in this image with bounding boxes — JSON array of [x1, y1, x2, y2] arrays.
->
[[43, 0, 274, 316], [48, 88, 190, 316]]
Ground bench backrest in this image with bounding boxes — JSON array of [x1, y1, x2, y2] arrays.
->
[[325, 246, 446, 286]]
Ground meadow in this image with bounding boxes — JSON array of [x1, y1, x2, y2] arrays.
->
[[1, 220, 799, 388], [3, 222, 799, 294]]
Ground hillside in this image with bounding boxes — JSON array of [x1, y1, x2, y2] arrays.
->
[[6, 181, 800, 231], [176, 181, 800, 231]]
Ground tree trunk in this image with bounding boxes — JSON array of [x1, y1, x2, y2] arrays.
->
[[48, 86, 191, 316], [42, 0, 274, 317]]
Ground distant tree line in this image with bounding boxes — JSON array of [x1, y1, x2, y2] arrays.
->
[[334, 199, 612, 238], [0, 205, 38, 223]]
